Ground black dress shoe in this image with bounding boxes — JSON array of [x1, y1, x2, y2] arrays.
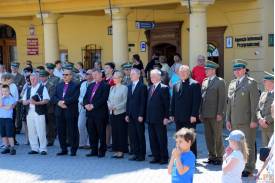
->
[[40, 151, 47, 155], [213, 160, 222, 165], [28, 150, 39, 154], [129, 156, 138, 161], [47, 142, 54, 147], [159, 160, 168, 165], [10, 149, 16, 155], [56, 151, 68, 156], [150, 158, 160, 164], [136, 157, 145, 161], [242, 170, 252, 177], [203, 159, 215, 164], [148, 154, 153, 157], [1, 148, 10, 154], [14, 141, 19, 146]]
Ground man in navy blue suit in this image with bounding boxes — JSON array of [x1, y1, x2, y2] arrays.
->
[[83, 69, 110, 158], [125, 68, 147, 161], [53, 65, 80, 156], [147, 69, 170, 164]]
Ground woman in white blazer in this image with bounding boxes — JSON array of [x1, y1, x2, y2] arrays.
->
[[107, 71, 128, 158]]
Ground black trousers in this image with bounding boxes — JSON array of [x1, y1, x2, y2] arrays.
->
[[56, 110, 79, 153], [128, 116, 146, 158], [110, 113, 128, 153], [176, 121, 197, 157], [86, 116, 107, 153], [148, 123, 168, 161], [46, 112, 56, 144]]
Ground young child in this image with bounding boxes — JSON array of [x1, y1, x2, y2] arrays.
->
[[168, 128, 196, 183], [222, 130, 249, 183], [0, 84, 17, 155]]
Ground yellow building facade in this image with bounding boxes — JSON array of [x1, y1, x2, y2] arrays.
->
[[0, 0, 273, 83]]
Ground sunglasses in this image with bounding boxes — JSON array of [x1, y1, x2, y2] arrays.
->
[[63, 74, 71, 76]]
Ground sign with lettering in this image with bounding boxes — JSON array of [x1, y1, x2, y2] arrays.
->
[[27, 38, 39, 55], [234, 35, 263, 48], [136, 21, 155, 29]]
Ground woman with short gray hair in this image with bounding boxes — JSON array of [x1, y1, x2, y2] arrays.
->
[[107, 71, 128, 158]]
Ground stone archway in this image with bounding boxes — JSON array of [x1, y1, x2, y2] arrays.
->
[[0, 24, 17, 71]]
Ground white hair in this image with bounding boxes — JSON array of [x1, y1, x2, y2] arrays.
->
[[179, 65, 190, 72], [114, 71, 124, 79], [150, 69, 162, 76], [131, 68, 141, 76]]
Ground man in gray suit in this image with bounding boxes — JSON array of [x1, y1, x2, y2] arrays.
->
[[200, 61, 226, 165], [226, 59, 259, 177], [257, 71, 274, 147]]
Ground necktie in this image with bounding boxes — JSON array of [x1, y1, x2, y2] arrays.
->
[[89, 82, 100, 103], [236, 80, 240, 87], [150, 85, 156, 97], [132, 83, 136, 94], [62, 83, 69, 99]]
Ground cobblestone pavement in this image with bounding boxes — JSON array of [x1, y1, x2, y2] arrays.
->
[[0, 123, 263, 183]]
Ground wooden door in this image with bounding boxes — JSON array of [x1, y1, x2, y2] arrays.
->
[[0, 39, 16, 71]]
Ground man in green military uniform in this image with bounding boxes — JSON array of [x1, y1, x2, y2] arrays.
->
[[257, 71, 274, 147], [226, 59, 259, 177], [44, 64, 60, 146], [121, 63, 132, 86], [200, 61, 226, 165]]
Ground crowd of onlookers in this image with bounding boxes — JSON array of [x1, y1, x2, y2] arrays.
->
[[0, 53, 273, 183]]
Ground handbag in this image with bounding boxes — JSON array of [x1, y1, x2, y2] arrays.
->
[[259, 147, 271, 161]]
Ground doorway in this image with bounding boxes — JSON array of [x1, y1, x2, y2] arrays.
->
[[0, 24, 17, 71], [207, 26, 227, 78], [145, 22, 183, 65], [152, 43, 177, 66]]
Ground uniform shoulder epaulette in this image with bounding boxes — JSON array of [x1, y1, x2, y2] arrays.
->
[[247, 76, 256, 81]]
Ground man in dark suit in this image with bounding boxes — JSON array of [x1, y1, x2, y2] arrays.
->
[[147, 69, 170, 164], [83, 69, 110, 158], [170, 65, 201, 157], [53, 65, 80, 156], [125, 68, 147, 161]]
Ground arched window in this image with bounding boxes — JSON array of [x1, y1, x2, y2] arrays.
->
[[207, 43, 219, 57]]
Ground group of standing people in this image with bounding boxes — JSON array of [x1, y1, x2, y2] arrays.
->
[[0, 53, 273, 182]]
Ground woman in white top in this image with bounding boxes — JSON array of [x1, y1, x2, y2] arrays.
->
[[107, 71, 128, 158], [222, 130, 249, 183]]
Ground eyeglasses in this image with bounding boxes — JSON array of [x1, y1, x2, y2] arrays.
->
[[63, 74, 71, 76]]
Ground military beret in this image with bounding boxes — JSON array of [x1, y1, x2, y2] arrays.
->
[[45, 63, 55, 70], [11, 62, 20, 68], [63, 64, 73, 71], [23, 67, 33, 73], [263, 71, 274, 81], [39, 70, 49, 77], [72, 67, 79, 73], [232, 59, 247, 70], [121, 63, 132, 69], [205, 60, 219, 69]]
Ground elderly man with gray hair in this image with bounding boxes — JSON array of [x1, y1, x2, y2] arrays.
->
[[170, 65, 201, 157], [22, 73, 50, 155], [191, 55, 207, 85], [147, 69, 170, 164]]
